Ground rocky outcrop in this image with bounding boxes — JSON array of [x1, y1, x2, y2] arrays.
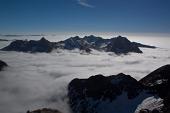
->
[[1, 35, 156, 54], [26, 108, 62, 113], [68, 73, 148, 113], [68, 65, 170, 113], [0, 60, 8, 71], [139, 65, 170, 113], [68, 73, 143, 100]]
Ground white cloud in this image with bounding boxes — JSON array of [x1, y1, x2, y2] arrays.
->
[[77, 0, 94, 8], [0, 47, 170, 113]]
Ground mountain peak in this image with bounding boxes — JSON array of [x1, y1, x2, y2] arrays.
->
[[69, 36, 81, 40], [39, 37, 49, 42], [114, 36, 129, 41]]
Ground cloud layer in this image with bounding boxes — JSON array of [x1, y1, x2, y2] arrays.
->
[[0, 47, 170, 113]]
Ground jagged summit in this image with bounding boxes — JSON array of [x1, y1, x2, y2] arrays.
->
[[83, 35, 103, 43], [139, 64, 170, 87], [114, 35, 129, 40], [64, 36, 81, 42], [1, 35, 156, 54], [139, 64, 170, 113], [39, 37, 50, 42]]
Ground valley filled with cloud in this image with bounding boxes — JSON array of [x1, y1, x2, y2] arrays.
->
[[0, 47, 170, 113]]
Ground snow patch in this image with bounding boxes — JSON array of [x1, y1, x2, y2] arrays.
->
[[135, 96, 163, 113]]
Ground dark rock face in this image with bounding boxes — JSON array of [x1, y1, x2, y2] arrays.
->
[[26, 108, 62, 113], [69, 73, 143, 100], [1, 35, 156, 54], [0, 60, 8, 71], [139, 65, 170, 87], [139, 65, 170, 113], [68, 73, 145, 113], [2, 37, 53, 53]]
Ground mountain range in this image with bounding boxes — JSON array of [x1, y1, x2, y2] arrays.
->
[[1, 35, 156, 54]]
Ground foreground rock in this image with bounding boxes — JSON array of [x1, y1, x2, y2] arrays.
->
[[68, 73, 147, 113], [26, 108, 62, 113], [1, 35, 156, 54], [0, 60, 8, 71], [68, 65, 170, 113], [139, 65, 170, 113]]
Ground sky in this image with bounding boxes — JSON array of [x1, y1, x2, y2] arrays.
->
[[0, 0, 170, 35]]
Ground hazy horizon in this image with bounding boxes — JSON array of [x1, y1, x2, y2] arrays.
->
[[1, 32, 170, 49]]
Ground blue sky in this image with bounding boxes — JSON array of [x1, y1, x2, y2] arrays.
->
[[0, 0, 170, 34]]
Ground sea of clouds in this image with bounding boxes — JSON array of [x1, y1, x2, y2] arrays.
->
[[0, 38, 170, 113]]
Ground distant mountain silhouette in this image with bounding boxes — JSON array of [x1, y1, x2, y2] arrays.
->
[[2, 37, 53, 53], [1, 35, 156, 54]]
